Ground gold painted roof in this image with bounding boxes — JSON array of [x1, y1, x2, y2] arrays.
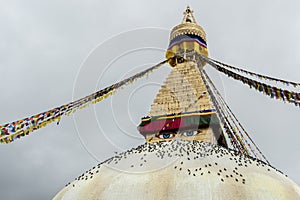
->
[[170, 6, 207, 42]]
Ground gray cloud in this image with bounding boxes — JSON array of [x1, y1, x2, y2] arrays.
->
[[0, 0, 299, 199]]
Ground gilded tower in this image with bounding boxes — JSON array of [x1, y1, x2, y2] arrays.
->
[[138, 7, 227, 146]]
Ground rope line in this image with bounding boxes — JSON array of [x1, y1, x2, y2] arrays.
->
[[202, 70, 269, 164], [0, 59, 170, 144], [209, 58, 300, 88], [199, 67, 241, 151], [199, 55, 300, 108], [203, 70, 254, 156]]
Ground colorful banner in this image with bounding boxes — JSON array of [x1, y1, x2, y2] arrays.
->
[[165, 34, 209, 61], [201, 56, 300, 107], [138, 111, 219, 135], [0, 59, 170, 144], [168, 34, 207, 49], [209, 57, 300, 88]]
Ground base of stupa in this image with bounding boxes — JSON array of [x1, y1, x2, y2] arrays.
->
[[54, 140, 300, 200]]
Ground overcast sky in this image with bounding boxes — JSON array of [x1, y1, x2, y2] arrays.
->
[[0, 1, 300, 199]]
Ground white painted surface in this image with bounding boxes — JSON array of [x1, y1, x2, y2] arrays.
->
[[54, 141, 300, 200]]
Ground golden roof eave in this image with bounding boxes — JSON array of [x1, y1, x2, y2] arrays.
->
[[170, 23, 207, 42]]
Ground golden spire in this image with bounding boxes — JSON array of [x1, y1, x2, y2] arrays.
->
[[182, 6, 197, 24], [152, 6, 212, 116], [165, 6, 208, 66], [139, 7, 222, 146], [169, 7, 207, 43]]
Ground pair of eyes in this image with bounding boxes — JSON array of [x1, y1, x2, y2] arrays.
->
[[157, 133, 176, 139], [157, 131, 198, 139]]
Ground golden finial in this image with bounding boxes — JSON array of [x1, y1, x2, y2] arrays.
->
[[182, 6, 197, 24]]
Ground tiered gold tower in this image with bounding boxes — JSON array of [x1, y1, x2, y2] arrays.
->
[[138, 7, 226, 147], [148, 61, 212, 116]]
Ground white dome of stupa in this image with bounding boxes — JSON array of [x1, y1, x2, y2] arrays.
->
[[53, 140, 300, 200]]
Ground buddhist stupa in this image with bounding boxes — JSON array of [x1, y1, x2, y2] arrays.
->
[[53, 7, 300, 199]]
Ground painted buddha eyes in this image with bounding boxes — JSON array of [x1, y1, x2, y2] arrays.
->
[[157, 130, 199, 140], [182, 131, 198, 137], [157, 133, 176, 139]]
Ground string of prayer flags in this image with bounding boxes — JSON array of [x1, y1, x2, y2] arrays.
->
[[200, 55, 300, 108], [0, 59, 170, 144], [209, 58, 300, 88], [202, 69, 269, 164]]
